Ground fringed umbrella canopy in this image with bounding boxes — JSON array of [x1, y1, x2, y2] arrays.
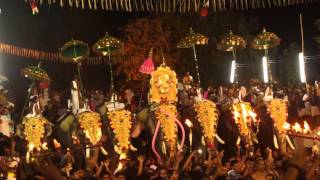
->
[[21, 66, 51, 83], [93, 32, 122, 56], [217, 30, 246, 52], [252, 27, 280, 50], [178, 27, 208, 48], [60, 39, 90, 63]]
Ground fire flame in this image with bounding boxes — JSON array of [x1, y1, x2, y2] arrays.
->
[[303, 121, 310, 134], [283, 122, 291, 130], [28, 143, 35, 152], [293, 122, 302, 133], [232, 102, 256, 136], [53, 139, 61, 149], [185, 119, 193, 128]]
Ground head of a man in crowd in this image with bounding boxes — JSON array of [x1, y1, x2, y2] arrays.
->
[[159, 167, 168, 179], [169, 170, 179, 180], [255, 157, 265, 172], [115, 173, 126, 180], [246, 158, 255, 169], [100, 173, 111, 180]]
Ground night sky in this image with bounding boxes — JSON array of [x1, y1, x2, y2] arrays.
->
[[0, 1, 319, 109]]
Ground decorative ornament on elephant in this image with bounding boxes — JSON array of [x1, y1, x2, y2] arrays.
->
[[232, 102, 259, 146], [22, 115, 52, 163], [149, 64, 185, 164], [107, 109, 133, 160], [68, 77, 103, 158], [194, 100, 224, 149], [267, 99, 294, 151]]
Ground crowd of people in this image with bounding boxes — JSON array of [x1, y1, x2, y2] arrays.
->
[[1, 72, 320, 179]]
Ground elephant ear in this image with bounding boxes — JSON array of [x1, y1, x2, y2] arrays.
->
[[136, 106, 150, 122], [59, 115, 74, 133]]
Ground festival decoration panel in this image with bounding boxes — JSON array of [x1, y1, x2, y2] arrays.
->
[[27, 0, 314, 12], [0, 42, 113, 65]]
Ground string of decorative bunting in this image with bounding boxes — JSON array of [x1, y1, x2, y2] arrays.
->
[[26, 0, 316, 13], [0, 42, 118, 65]]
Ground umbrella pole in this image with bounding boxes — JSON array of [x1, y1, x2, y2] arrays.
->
[[107, 46, 116, 106], [76, 63, 85, 95], [138, 76, 146, 111], [20, 61, 42, 121], [19, 81, 35, 121], [192, 45, 201, 87]]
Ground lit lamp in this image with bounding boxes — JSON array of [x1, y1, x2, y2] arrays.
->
[[252, 27, 280, 84], [217, 30, 246, 84], [262, 56, 269, 83], [299, 52, 306, 83], [230, 60, 236, 83]]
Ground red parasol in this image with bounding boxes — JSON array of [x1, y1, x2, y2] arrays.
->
[[139, 48, 154, 75]]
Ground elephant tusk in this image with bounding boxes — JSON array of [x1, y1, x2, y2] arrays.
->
[[86, 146, 90, 159], [215, 134, 225, 144], [273, 134, 279, 149], [236, 136, 241, 146], [101, 146, 108, 156], [286, 135, 295, 150], [130, 144, 138, 151]]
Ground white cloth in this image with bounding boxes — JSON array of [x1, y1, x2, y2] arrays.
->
[[0, 114, 13, 137], [71, 81, 80, 114]]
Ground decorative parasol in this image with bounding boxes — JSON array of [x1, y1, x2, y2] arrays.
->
[[252, 27, 280, 84], [138, 48, 155, 111], [60, 39, 90, 94], [251, 27, 280, 51], [139, 48, 155, 75], [217, 30, 246, 84], [93, 32, 122, 101], [178, 27, 208, 87], [60, 39, 90, 63], [217, 30, 246, 53], [21, 66, 51, 83], [20, 62, 50, 121]]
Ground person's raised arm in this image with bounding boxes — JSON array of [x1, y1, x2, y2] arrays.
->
[[174, 152, 184, 170], [137, 155, 145, 176], [96, 162, 104, 177], [182, 151, 196, 170]]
